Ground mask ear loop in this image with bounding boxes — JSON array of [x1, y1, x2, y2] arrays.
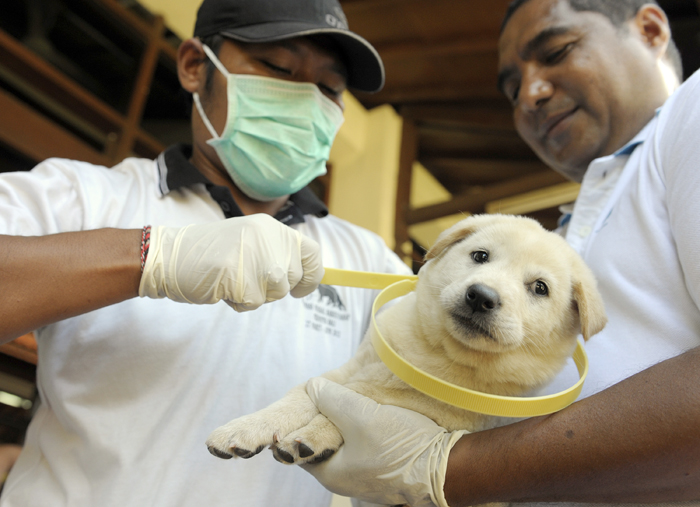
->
[[201, 44, 231, 77], [192, 43, 232, 140], [193, 93, 220, 140]]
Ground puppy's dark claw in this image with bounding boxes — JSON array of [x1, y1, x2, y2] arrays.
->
[[307, 448, 335, 464], [298, 443, 314, 458], [232, 445, 265, 459], [208, 446, 233, 459], [274, 448, 295, 464]]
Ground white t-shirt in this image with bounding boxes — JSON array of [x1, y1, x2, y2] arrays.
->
[[0, 150, 411, 507], [529, 69, 700, 507]]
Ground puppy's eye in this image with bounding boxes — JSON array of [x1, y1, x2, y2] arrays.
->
[[534, 280, 549, 296], [471, 251, 489, 264]]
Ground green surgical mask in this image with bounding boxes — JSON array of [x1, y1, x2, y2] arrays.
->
[[193, 44, 345, 202]]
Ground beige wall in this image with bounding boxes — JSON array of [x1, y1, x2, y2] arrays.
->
[[327, 93, 404, 249], [138, 0, 203, 39], [409, 162, 463, 251]]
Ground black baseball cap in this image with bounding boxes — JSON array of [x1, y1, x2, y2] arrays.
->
[[193, 0, 385, 93]]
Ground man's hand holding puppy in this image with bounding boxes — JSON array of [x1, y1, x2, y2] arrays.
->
[[302, 377, 467, 507]]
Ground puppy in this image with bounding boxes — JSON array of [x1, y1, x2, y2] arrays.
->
[[206, 214, 607, 470]]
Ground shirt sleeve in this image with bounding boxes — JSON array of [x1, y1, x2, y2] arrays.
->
[[655, 71, 700, 310], [0, 158, 89, 236]]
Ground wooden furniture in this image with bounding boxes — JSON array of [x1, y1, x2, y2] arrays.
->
[[0, 0, 189, 175]]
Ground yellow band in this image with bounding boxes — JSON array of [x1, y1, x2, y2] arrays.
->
[[321, 267, 418, 289], [371, 279, 588, 417], [321, 268, 588, 417]]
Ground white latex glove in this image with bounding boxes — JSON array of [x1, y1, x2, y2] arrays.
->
[[138, 214, 323, 311], [302, 377, 468, 507]]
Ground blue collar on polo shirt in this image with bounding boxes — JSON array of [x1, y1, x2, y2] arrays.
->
[[155, 144, 328, 226]]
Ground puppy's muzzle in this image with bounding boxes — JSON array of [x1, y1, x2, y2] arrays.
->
[[465, 284, 500, 313]]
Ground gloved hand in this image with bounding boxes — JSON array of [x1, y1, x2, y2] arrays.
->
[[138, 214, 323, 311], [301, 377, 468, 507]]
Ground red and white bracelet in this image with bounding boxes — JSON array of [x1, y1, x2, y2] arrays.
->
[[140, 225, 151, 273]]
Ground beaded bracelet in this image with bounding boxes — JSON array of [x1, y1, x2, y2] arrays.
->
[[140, 225, 151, 273]]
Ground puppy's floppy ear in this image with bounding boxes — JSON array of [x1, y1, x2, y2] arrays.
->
[[425, 214, 502, 261], [570, 255, 607, 340]]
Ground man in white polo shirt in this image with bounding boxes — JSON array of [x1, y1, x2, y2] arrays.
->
[[302, 1, 700, 506], [0, 0, 410, 505]]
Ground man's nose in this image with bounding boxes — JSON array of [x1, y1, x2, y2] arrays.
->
[[519, 68, 554, 112]]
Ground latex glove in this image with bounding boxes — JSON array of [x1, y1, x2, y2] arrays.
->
[[302, 377, 468, 507], [139, 214, 323, 311]]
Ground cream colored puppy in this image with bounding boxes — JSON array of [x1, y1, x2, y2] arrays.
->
[[206, 214, 607, 466]]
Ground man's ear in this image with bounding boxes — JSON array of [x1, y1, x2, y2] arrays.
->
[[632, 4, 671, 58], [178, 38, 207, 94]]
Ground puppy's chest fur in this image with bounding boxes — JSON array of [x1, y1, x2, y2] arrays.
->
[[340, 295, 521, 433]]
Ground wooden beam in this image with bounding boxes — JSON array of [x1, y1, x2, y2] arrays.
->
[[0, 28, 123, 133], [0, 28, 166, 160], [0, 88, 111, 166], [485, 182, 580, 215], [421, 157, 546, 173], [401, 103, 514, 130], [376, 37, 497, 61], [420, 158, 550, 186], [395, 118, 418, 262], [114, 15, 165, 162], [406, 170, 567, 224], [93, 0, 178, 60], [360, 82, 503, 107]]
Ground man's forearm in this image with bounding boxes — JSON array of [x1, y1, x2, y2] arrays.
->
[[0, 229, 142, 343], [444, 346, 700, 505]]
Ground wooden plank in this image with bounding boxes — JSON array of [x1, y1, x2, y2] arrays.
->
[[92, 0, 179, 60], [421, 158, 549, 185], [359, 82, 503, 107], [485, 182, 580, 215], [406, 170, 567, 224], [114, 15, 166, 161], [395, 118, 418, 261], [0, 88, 111, 167], [400, 102, 514, 130], [0, 28, 124, 133], [376, 37, 497, 61], [0, 28, 166, 160]]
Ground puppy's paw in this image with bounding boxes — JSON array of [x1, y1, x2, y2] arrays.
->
[[271, 413, 343, 465], [206, 414, 281, 460]]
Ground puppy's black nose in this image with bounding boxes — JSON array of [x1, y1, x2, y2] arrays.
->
[[466, 284, 500, 313]]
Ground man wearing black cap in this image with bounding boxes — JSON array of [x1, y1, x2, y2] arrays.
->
[[0, 0, 409, 505]]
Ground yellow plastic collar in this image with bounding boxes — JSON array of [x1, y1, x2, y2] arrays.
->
[[321, 268, 588, 417], [321, 267, 418, 289]]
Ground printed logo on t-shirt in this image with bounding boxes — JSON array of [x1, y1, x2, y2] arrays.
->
[[303, 285, 350, 338]]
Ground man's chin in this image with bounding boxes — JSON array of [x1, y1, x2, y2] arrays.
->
[[539, 147, 594, 183]]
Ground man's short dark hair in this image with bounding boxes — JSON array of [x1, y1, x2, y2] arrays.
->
[[501, 0, 683, 80]]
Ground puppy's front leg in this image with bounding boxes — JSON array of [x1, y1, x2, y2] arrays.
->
[[206, 383, 317, 461], [271, 411, 343, 465], [207, 366, 352, 463]]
